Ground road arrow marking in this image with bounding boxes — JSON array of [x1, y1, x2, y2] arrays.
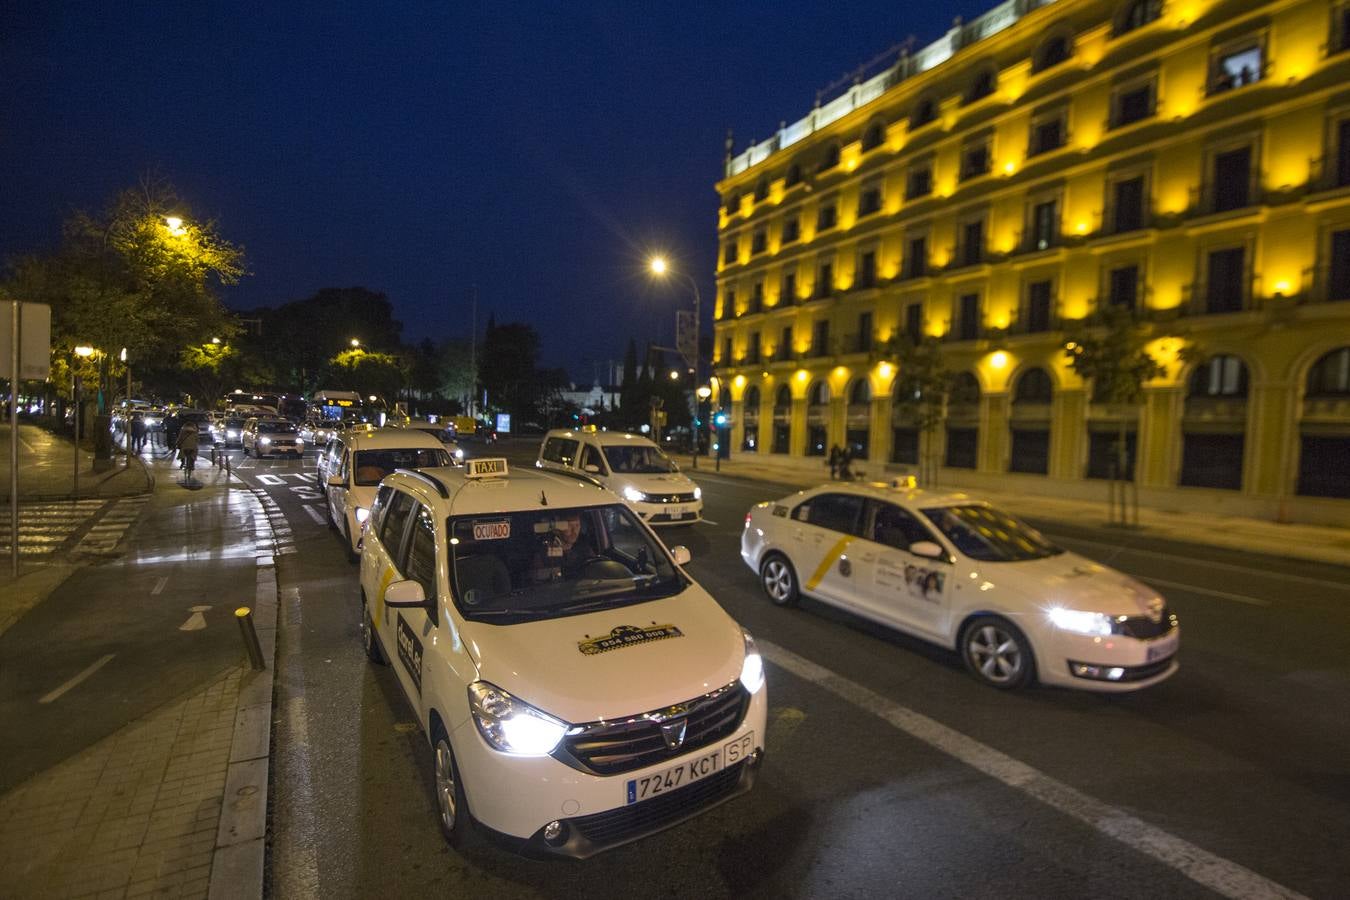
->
[[151, 576, 168, 596], [179, 605, 212, 631]]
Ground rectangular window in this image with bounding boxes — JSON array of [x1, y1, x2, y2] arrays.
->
[[858, 186, 882, 217], [1026, 281, 1053, 332], [960, 220, 984, 266], [817, 203, 838, 231], [857, 312, 874, 352], [956, 293, 981, 340], [1212, 147, 1252, 212], [779, 326, 794, 359], [906, 237, 928, 278], [1087, 430, 1136, 480], [721, 338, 732, 364], [905, 302, 923, 342], [1331, 229, 1350, 300], [1109, 265, 1139, 309], [816, 262, 834, 298], [1180, 433, 1244, 489], [747, 331, 761, 363], [960, 144, 990, 180], [781, 217, 801, 244], [751, 281, 764, 312], [1029, 118, 1065, 156], [857, 251, 877, 288], [1298, 436, 1350, 497], [1113, 176, 1146, 232], [1113, 84, 1153, 127], [782, 271, 797, 304], [1210, 43, 1263, 94], [1205, 247, 1246, 313], [1030, 200, 1058, 250], [1337, 119, 1350, 188], [906, 166, 932, 200], [812, 320, 830, 356], [751, 228, 767, 255], [891, 427, 919, 464], [722, 289, 736, 320], [406, 505, 440, 602], [723, 243, 737, 265], [945, 428, 978, 469], [1009, 429, 1050, 474], [1337, 4, 1350, 54]]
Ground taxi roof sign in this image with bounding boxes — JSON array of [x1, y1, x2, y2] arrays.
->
[[465, 458, 509, 479]]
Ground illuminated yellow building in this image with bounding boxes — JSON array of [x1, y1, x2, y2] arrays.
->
[[713, 0, 1350, 524]]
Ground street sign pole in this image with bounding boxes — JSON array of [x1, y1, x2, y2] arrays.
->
[[9, 301, 18, 576]]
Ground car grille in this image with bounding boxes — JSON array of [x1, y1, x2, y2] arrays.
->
[[645, 491, 697, 504], [568, 760, 746, 847], [555, 682, 749, 776], [1115, 608, 1178, 640]]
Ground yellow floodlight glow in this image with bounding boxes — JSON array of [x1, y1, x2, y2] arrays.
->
[[990, 351, 1009, 369], [733, 374, 746, 388], [794, 369, 808, 382], [1075, 221, 1088, 234], [164, 216, 186, 236], [1003, 161, 1016, 175], [74, 345, 95, 358], [877, 361, 894, 379]]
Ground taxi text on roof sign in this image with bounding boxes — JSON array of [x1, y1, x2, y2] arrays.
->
[[466, 458, 509, 478]]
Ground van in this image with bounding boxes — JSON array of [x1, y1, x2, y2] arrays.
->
[[537, 429, 703, 526]]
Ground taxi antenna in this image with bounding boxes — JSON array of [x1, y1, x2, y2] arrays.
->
[[540, 490, 548, 506]]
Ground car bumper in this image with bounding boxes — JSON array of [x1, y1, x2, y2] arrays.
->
[[451, 685, 767, 857], [1036, 626, 1181, 692], [634, 500, 704, 526]]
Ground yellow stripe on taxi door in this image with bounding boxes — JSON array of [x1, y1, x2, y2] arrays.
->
[[806, 535, 853, 591], [375, 565, 396, 622]]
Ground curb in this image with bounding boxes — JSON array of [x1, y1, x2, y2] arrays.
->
[[207, 487, 280, 900]]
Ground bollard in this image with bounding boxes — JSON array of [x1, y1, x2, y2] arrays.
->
[[235, 607, 266, 671]]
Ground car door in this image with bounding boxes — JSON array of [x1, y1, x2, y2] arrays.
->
[[388, 500, 440, 714], [789, 492, 867, 608], [328, 446, 352, 526], [370, 488, 417, 663], [859, 500, 953, 639]]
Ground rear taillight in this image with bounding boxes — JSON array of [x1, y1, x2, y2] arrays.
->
[[745, 512, 753, 528]]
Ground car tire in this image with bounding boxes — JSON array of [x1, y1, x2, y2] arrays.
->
[[960, 616, 1035, 690], [362, 598, 385, 664], [431, 721, 473, 848], [760, 554, 799, 607], [343, 518, 359, 563]]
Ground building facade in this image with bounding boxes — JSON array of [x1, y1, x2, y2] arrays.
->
[[713, 0, 1350, 525]]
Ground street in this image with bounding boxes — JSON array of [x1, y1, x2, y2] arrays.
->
[[219, 440, 1350, 899]]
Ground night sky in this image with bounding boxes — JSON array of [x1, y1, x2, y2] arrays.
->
[[4, 1, 991, 380]]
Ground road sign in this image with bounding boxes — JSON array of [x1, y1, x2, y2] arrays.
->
[[675, 310, 696, 367], [0, 301, 51, 380]]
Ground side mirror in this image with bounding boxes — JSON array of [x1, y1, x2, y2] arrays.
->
[[909, 540, 946, 560], [327, 474, 345, 487], [384, 579, 427, 608], [583, 463, 601, 474], [670, 545, 692, 566]]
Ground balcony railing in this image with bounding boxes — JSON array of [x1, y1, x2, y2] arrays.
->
[[1308, 263, 1350, 304], [1309, 155, 1350, 194], [745, 296, 765, 316], [1179, 278, 1257, 316], [837, 333, 874, 355], [1190, 182, 1263, 217]]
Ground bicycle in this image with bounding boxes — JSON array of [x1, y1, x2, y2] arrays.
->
[[179, 448, 198, 481]]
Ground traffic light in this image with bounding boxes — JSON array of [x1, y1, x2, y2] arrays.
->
[[713, 411, 729, 428]]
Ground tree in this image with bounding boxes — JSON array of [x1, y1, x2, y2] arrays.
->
[[250, 287, 403, 393], [327, 348, 405, 402], [885, 335, 951, 486], [1064, 306, 1166, 524], [180, 341, 240, 407], [436, 338, 477, 412], [479, 321, 542, 421]]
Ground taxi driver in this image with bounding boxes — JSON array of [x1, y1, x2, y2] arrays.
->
[[533, 512, 590, 581]]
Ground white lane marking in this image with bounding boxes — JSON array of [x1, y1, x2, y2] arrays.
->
[[39, 654, 116, 704], [700, 518, 720, 526], [1139, 576, 1270, 607], [151, 576, 168, 595], [303, 505, 325, 526], [1048, 533, 1350, 592], [759, 640, 1309, 900], [179, 605, 211, 631]]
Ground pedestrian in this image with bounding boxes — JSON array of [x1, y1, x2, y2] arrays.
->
[[130, 414, 147, 453], [839, 445, 854, 481], [175, 419, 199, 476], [828, 444, 842, 480]]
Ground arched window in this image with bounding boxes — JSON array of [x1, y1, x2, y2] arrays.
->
[[745, 385, 761, 409], [741, 385, 762, 452], [848, 379, 872, 406], [808, 380, 830, 406], [771, 384, 791, 453], [965, 68, 997, 104], [1114, 0, 1160, 36], [1307, 347, 1350, 396], [1013, 368, 1053, 404], [816, 144, 841, 173], [861, 120, 886, 152], [1188, 355, 1249, 397], [774, 384, 792, 411], [949, 372, 981, 405], [785, 162, 803, 187], [910, 98, 937, 129], [1033, 35, 1071, 73], [754, 177, 769, 202]]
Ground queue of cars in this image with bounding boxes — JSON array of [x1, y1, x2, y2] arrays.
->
[[239, 418, 1179, 857]]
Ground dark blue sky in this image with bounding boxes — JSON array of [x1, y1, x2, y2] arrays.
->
[[3, 0, 989, 379]]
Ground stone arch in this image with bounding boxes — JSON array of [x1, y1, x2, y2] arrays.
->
[[1009, 366, 1053, 475], [861, 118, 886, 152], [1296, 347, 1350, 498], [1179, 354, 1251, 490], [945, 372, 981, 469], [805, 379, 830, 456]]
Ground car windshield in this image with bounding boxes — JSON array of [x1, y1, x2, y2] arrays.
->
[[352, 448, 451, 485], [921, 504, 1063, 562], [447, 504, 686, 623], [602, 444, 677, 474], [257, 422, 297, 434]]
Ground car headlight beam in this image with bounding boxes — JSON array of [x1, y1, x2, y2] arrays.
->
[[1047, 607, 1115, 637], [468, 682, 568, 756], [693, 486, 702, 500], [739, 629, 765, 693], [622, 485, 646, 503]]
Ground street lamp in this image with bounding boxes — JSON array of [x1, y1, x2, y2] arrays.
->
[[211, 336, 221, 345], [164, 216, 186, 236], [74, 345, 95, 358], [647, 255, 703, 468], [350, 338, 361, 348]]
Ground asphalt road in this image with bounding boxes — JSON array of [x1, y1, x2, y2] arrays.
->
[[231, 443, 1350, 900]]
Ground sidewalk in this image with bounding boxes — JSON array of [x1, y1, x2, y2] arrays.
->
[[697, 454, 1350, 568], [0, 422, 153, 502], [0, 447, 278, 900]]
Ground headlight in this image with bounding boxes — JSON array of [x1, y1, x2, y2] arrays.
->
[[260, 437, 271, 446], [454, 447, 465, 460], [622, 485, 646, 503], [296, 438, 305, 446], [468, 682, 567, 756], [1047, 607, 1115, 637], [693, 486, 702, 500], [354, 506, 370, 524], [227, 430, 238, 438], [740, 630, 765, 693]]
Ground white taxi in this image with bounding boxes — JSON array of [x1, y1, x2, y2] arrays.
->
[[359, 458, 766, 857], [742, 481, 1178, 692], [537, 430, 703, 526]]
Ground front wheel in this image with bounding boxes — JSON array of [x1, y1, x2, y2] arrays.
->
[[343, 518, 359, 563], [760, 554, 799, 607], [432, 723, 473, 848], [362, 599, 385, 664], [961, 616, 1035, 689]]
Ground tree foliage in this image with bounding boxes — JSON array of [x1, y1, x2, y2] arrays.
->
[[328, 348, 405, 401], [1064, 306, 1165, 406], [886, 335, 951, 432]]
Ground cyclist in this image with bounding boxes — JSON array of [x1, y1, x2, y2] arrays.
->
[[175, 419, 200, 477]]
